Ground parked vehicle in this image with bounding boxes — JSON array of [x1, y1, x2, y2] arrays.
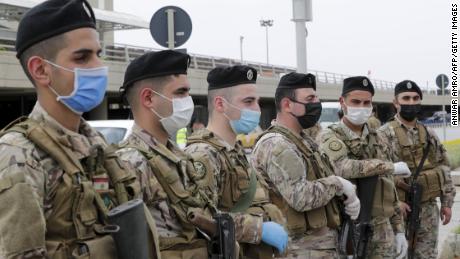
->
[[319, 102, 341, 129], [87, 120, 134, 144], [421, 111, 451, 124]]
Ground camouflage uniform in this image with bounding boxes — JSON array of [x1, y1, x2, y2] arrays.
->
[[251, 124, 343, 258], [185, 128, 285, 258], [117, 125, 263, 257], [303, 123, 322, 141], [0, 103, 128, 258], [319, 121, 404, 259], [367, 115, 381, 130], [379, 116, 456, 259]]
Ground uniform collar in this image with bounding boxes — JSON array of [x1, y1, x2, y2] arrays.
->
[[395, 114, 419, 131], [131, 123, 183, 155], [28, 102, 106, 158], [272, 122, 305, 138], [202, 128, 235, 151], [339, 119, 370, 140]]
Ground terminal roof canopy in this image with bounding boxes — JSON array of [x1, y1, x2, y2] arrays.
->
[[0, 0, 149, 32]]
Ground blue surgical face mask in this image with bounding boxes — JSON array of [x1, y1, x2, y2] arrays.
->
[[223, 99, 261, 134], [45, 60, 108, 115]]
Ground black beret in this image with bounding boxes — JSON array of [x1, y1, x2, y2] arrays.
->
[[277, 72, 316, 90], [121, 50, 191, 91], [342, 76, 375, 96], [15, 0, 96, 58], [394, 80, 423, 100], [207, 65, 257, 90]]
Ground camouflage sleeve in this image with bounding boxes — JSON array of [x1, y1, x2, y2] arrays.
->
[[428, 128, 456, 208], [374, 128, 405, 233], [253, 135, 342, 212], [386, 174, 404, 233], [184, 143, 221, 205], [319, 132, 394, 179], [185, 144, 264, 244], [0, 138, 47, 258], [231, 213, 264, 244], [379, 128, 405, 233], [377, 125, 399, 162]]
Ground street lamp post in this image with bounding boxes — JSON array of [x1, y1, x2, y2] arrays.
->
[[292, 0, 312, 73], [260, 19, 273, 65]]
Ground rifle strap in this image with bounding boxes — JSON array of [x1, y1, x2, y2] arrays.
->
[[411, 124, 432, 183], [143, 203, 162, 259]]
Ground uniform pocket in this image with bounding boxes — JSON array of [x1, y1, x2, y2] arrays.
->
[[232, 166, 250, 202], [168, 177, 191, 199], [325, 200, 340, 229], [46, 240, 68, 259], [419, 169, 444, 201], [305, 207, 327, 230], [381, 177, 397, 218]]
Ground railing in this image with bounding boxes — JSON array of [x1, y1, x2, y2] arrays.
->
[[0, 40, 438, 95]]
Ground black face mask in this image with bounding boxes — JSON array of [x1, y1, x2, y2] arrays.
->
[[399, 104, 421, 121], [290, 101, 322, 129]]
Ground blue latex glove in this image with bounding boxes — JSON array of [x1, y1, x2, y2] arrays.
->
[[261, 221, 288, 253]]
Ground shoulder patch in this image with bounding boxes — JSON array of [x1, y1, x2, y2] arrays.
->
[[328, 140, 343, 151], [319, 136, 348, 163], [193, 161, 207, 178]]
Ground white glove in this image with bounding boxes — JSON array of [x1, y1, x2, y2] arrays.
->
[[395, 232, 408, 259], [393, 162, 411, 178], [344, 194, 360, 220], [335, 176, 355, 197], [336, 176, 361, 220]]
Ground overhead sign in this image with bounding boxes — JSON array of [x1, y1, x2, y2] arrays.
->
[[150, 6, 192, 49], [436, 74, 449, 89]]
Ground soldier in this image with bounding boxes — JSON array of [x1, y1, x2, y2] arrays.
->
[[318, 76, 410, 259], [379, 80, 456, 259], [184, 65, 288, 258], [0, 0, 142, 258], [251, 72, 361, 258]]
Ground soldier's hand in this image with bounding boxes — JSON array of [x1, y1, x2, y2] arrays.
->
[[335, 176, 356, 198], [335, 176, 360, 220], [399, 202, 411, 219], [440, 206, 452, 225], [261, 222, 289, 253], [395, 232, 408, 259], [344, 195, 360, 220], [393, 162, 411, 178]]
